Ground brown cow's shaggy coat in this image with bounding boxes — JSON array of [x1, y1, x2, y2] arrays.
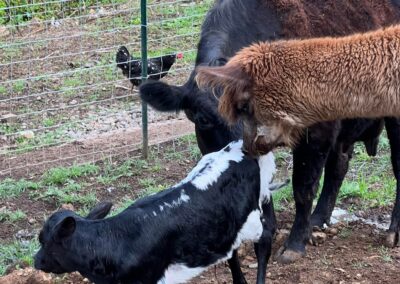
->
[[196, 25, 400, 156]]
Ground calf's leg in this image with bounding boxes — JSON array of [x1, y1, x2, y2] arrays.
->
[[254, 199, 276, 284], [384, 117, 400, 247], [275, 122, 338, 264], [228, 251, 247, 284]]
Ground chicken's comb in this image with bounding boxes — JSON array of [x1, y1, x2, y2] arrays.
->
[[176, 52, 184, 59]]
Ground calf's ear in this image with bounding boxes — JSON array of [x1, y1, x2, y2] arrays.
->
[[195, 64, 251, 124], [86, 201, 113, 220], [53, 216, 76, 242]]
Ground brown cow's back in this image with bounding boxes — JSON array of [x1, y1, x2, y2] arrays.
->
[[269, 0, 400, 38]]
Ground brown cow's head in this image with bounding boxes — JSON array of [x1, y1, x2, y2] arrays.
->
[[196, 56, 301, 156]]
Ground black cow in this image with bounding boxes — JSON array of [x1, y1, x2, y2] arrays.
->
[[140, 0, 400, 265], [35, 141, 283, 284]]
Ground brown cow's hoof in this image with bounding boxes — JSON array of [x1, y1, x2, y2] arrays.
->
[[274, 246, 305, 264], [385, 231, 399, 248]]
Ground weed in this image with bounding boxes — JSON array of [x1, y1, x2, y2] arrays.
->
[[272, 185, 293, 211], [338, 228, 352, 238], [150, 162, 163, 173], [378, 246, 393, 263], [12, 80, 25, 93], [138, 177, 168, 196], [42, 118, 55, 128], [0, 209, 26, 223], [0, 239, 39, 276], [43, 163, 99, 185], [37, 186, 97, 207], [351, 261, 369, 269], [0, 178, 40, 199], [98, 159, 145, 185], [0, 85, 7, 95]]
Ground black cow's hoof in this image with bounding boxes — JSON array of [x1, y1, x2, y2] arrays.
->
[[274, 246, 305, 264], [385, 231, 400, 248], [310, 215, 327, 229]]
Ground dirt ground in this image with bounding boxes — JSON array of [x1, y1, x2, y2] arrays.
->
[[1, 138, 399, 283], [2, 216, 400, 284]]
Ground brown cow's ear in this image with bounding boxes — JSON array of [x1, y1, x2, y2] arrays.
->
[[195, 64, 251, 124], [196, 63, 247, 91]]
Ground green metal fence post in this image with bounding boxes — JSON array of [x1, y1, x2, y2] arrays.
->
[[140, 0, 148, 159]]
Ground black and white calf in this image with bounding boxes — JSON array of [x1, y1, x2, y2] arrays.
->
[[34, 140, 282, 284]]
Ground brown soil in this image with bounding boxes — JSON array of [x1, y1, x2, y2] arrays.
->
[[2, 219, 400, 284], [0, 118, 194, 178]]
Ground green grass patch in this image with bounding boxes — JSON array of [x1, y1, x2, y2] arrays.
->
[[0, 239, 39, 276], [272, 185, 293, 211], [0, 178, 40, 199], [97, 158, 148, 185], [0, 85, 7, 95], [42, 118, 56, 128], [43, 163, 99, 185], [36, 186, 97, 207], [0, 209, 26, 223], [12, 80, 26, 93]]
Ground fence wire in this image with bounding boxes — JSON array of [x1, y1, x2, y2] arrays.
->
[[0, 0, 213, 177]]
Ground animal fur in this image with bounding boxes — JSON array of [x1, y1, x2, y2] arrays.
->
[[196, 24, 400, 156]]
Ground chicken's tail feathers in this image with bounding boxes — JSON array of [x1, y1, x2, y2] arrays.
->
[[116, 46, 131, 66]]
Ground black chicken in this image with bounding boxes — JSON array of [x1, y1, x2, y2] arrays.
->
[[116, 46, 182, 87]]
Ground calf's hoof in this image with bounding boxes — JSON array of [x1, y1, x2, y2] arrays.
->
[[274, 246, 305, 264], [385, 231, 399, 248]]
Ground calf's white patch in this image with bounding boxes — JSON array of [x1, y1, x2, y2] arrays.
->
[[258, 152, 276, 206], [175, 140, 244, 190]]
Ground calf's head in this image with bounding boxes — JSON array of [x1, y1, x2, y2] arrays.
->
[[34, 202, 112, 274], [196, 48, 301, 156]]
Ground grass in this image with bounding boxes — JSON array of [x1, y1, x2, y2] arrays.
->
[[0, 179, 40, 199], [97, 159, 145, 185], [0, 239, 39, 276], [0, 209, 26, 223], [378, 246, 393, 263], [0, 85, 7, 95], [272, 185, 293, 211], [43, 164, 99, 185]]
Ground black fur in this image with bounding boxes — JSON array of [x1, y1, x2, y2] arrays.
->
[[35, 143, 277, 284], [139, 0, 400, 263]]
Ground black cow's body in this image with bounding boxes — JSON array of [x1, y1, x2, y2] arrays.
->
[[140, 0, 400, 265], [35, 141, 278, 284]]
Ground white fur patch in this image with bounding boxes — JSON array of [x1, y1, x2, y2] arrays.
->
[[158, 190, 190, 213], [157, 210, 263, 284], [258, 152, 276, 206], [232, 210, 263, 249], [157, 264, 205, 284], [175, 140, 245, 190]]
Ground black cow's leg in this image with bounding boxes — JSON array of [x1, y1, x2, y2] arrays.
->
[[384, 117, 400, 247], [275, 122, 338, 264], [310, 143, 354, 229], [254, 199, 276, 284], [228, 251, 247, 284]]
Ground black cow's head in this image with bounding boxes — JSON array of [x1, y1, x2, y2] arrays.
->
[[139, 58, 243, 154], [34, 202, 113, 275]]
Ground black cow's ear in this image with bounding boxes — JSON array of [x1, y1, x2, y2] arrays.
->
[[53, 216, 76, 242], [86, 202, 113, 220], [139, 80, 186, 112]]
